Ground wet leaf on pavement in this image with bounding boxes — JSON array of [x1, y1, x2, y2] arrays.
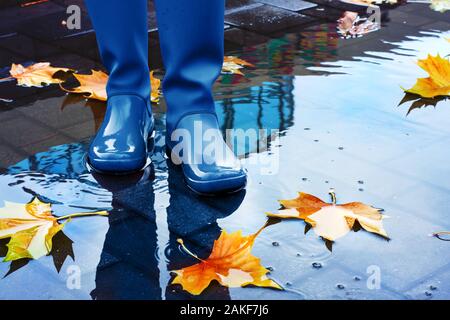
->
[[6, 63, 72, 87], [402, 54, 450, 98], [267, 190, 388, 244], [60, 70, 161, 103], [0, 197, 107, 262], [171, 222, 282, 295]]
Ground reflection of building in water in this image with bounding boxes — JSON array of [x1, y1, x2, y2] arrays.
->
[[7, 143, 88, 178], [216, 77, 295, 157]]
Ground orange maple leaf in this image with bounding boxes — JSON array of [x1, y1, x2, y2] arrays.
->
[[60, 70, 161, 103], [8, 62, 71, 87], [403, 54, 450, 98], [267, 190, 388, 242], [171, 223, 282, 295]]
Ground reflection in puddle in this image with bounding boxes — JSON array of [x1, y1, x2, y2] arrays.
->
[[0, 16, 449, 299]]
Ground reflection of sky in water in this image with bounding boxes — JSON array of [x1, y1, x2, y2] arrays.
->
[[0, 23, 449, 299]]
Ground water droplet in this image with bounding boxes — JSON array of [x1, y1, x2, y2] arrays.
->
[[312, 262, 322, 269], [272, 241, 280, 247], [336, 284, 345, 290]]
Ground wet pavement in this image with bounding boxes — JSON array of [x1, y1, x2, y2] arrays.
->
[[0, 1, 449, 300]]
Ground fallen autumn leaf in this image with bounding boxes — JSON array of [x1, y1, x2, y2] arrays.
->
[[0, 197, 108, 262], [171, 221, 282, 295], [267, 189, 388, 243]]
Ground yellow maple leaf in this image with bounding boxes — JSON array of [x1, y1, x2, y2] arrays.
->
[[430, 0, 450, 12], [0, 197, 108, 261], [403, 54, 450, 98], [267, 190, 388, 242], [222, 56, 255, 76], [8, 62, 71, 87], [61, 70, 161, 103], [171, 223, 281, 295]]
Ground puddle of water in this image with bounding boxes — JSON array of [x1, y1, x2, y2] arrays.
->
[[0, 9, 449, 299]]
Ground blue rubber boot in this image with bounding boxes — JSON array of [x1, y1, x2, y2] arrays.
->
[[84, 0, 154, 173], [155, 0, 247, 194]]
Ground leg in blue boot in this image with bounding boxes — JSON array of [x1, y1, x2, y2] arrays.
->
[[84, 0, 154, 173], [155, 0, 247, 194]]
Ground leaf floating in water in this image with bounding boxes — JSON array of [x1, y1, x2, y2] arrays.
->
[[6, 63, 72, 87], [0, 197, 108, 262], [60, 70, 161, 103], [171, 222, 282, 295], [337, 11, 379, 39], [222, 56, 255, 76], [267, 190, 388, 246], [402, 54, 450, 99], [430, 0, 450, 12]]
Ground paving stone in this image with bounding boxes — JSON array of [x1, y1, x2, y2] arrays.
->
[[306, 0, 370, 12], [405, 265, 450, 300], [386, 9, 436, 27], [225, 4, 314, 34], [0, 33, 65, 62], [225, 27, 271, 48], [17, 10, 93, 44], [301, 5, 342, 21], [226, 0, 263, 14], [257, 0, 317, 12], [0, 1, 65, 34], [51, 0, 88, 12]]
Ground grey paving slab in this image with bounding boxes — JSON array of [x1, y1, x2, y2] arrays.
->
[[257, 0, 317, 12], [225, 4, 315, 34]]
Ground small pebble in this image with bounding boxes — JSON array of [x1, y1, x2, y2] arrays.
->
[[312, 262, 322, 269], [358, 188, 364, 192], [267, 266, 274, 272], [429, 285, 437, 291], [302, 178, 307, 181], [272, 241, 280, 247], [425, 291, 432, 297], [304, 127, 310, 130], [358, 180, 364, 184], [353, 276, 361, 281], [338, 147, 344, 150], [296, 253, 302, 257], [325, 180, 329, 184], [336, 284, 345, 290], [286, 282, 292, 286], [314, 139, 319, 142]]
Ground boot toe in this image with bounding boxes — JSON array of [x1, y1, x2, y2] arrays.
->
[[183, 166, 247, 195]]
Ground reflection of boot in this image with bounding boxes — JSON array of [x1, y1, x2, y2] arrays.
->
[[91, 177, 161, 300], [84, 0, 154, 173], [155, 0, 247, 194], [164, 161, 245, 299]]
